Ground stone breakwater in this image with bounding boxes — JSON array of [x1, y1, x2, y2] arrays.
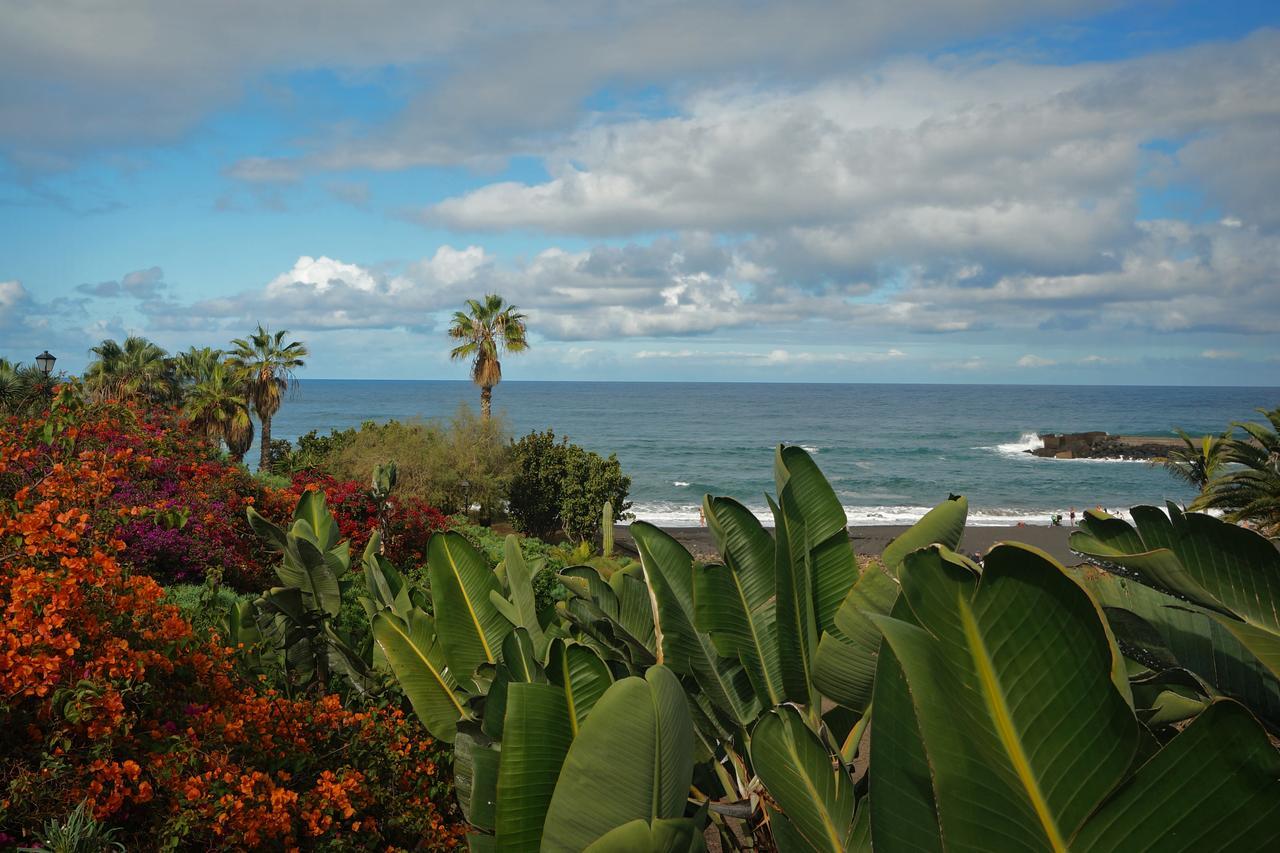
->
[[1031, 432, 1181, 460]]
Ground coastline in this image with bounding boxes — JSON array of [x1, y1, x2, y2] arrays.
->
[[615, 522, 1081, 566]]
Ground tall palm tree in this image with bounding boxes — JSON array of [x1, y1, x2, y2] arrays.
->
[[228, 325, 308, 471], [1160, 428, 1224, 492], [182, 361, 252, 456], [1191, 407, 1280, 535], [84, 336, 176, 403], [448, 294, 528, 419]]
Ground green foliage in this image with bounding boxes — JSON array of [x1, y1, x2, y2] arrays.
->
[[449, 519, 568, 612], [1191, 406, 1280, 535], [245, 490, 376, 695], [0, 357, 55, 415], [1071, 503, 1280, 731], [364, 444, 1280, 852], [162, 583, 255, 637], [321, 408, 513, 517], [18, 800, 126, 853], [507, 428, 632, 541]]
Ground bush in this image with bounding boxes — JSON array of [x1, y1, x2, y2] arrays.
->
[[0, 388, 466, 849], [321, 407, 512, 519], [507, 428, 632, 541]]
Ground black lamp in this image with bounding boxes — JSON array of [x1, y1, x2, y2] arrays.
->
[[35, 350, 56, 376]]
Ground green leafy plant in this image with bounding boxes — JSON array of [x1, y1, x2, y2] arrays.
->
[[346, 446, 1280, 850], [245, 489, 375, 695], [1190, 407, 1280, 534], [17, 800, 126, 853], [508, 428, 632, 541]]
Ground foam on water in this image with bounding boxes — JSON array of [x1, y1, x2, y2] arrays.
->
[[629, 501, 1129, 528], [993, 431, 1043, 456]]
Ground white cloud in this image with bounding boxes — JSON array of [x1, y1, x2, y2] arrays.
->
[[266, 256, 380, 297], [1017, 354, 1056, 368], [428, 32, 1280, 242], [1200, 349, 1241, 360]]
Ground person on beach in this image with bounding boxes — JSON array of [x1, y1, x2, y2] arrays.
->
[[698, 506, 705, 527], [1070, 508, 1076, 526]]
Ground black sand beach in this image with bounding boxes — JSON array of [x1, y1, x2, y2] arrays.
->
[[615, 523, 1081, 566]]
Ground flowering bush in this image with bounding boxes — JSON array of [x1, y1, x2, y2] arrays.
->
[[284, 471, 449, 567], [0, 388, 465, 849]]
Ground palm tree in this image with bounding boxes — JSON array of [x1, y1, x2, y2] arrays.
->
[[448, 294, 528, 419], [228, 325, 308, 471], [1160, 428, 1225, 492], [224, 408, 255, 464], [182, 361, 252, 455], [84, 336, 176, 403], [1191, 407, 1280, 535], [175, 346, 225, 387], [0, 358, 50, 414]]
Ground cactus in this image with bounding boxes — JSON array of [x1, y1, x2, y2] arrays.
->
[[602, 500, 614, 557]]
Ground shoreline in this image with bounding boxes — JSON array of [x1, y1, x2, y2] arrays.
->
[[615, 522, 1081, 566]]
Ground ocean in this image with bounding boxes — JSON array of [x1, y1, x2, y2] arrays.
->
[[265, 381, 1279, 527]]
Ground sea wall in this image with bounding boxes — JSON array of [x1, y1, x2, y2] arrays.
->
[[1033, 432, 1176, 460]]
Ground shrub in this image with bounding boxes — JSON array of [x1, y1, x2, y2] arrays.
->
[[0, 388, 465, 849], [507, 428, 632, 540], [319, 407, 513, 520]]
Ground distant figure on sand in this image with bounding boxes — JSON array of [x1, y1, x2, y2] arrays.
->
[[698, 506, 705, 527], [1070, 508, 1076, 526]]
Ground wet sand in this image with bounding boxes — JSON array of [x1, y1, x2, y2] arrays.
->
[[615, 523, 1081, 566]]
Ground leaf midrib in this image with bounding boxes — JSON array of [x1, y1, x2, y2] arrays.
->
[[958, 595, 1067, 853]]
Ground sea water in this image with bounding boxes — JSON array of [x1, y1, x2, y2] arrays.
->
[[265, 381, 1279, 527]]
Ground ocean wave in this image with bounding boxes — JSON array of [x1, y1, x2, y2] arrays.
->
[[628, 501, 1132, 528], [990, 431, 1043, 456], [672, 480, 690, 487]]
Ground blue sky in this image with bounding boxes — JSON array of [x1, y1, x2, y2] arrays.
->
[[2, 1, 1278, 384]]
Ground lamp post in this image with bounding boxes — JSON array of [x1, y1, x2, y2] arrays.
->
[[35, 350, 56, 376]]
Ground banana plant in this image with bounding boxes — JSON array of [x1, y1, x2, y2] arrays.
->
[[245, 490, 374, 693], [1069, 503, 1280, 730], [868, 542, 1280, 852]]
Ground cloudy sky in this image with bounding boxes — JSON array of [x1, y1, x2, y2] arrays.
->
[[2, 1, 1278, 383]]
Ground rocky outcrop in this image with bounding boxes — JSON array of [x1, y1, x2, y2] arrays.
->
[[1032, 432, 1173, 460]]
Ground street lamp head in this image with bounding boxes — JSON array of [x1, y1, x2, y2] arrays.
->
[[36, 350, 56, 376]]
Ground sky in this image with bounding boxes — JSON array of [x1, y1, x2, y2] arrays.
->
[[2, 0, 1278, 384]]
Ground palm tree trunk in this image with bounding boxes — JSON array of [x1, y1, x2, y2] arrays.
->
[[481, 385, 492, 420], [259, 413, 272, 472]]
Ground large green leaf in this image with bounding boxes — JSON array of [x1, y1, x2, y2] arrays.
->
[[1068, 565, 1280, 729], [775, 446, 857, 634], [546, 638, 613, 735], [292, 487, 340, 551], [1072, 504, 1280, 631], [750, 706, 856, 852], [428, 531, 511, 682], [502, 535, 548, 656], [699, 496, 785, 705], [371, 608, 470, 742], [811, 562, 899, 712], [868, 613, 943, 853], [1072, 506, 1280, 690], [1072, 699, 1280, 852], [871, 544, 1137, 851], [870, 543, 1280, 851], [541, 666, 694, 851], [494, 682, 575, 852], [633, 522, 762, 726], [771, 492, 817, 704], [880, 494, 967, 576]]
